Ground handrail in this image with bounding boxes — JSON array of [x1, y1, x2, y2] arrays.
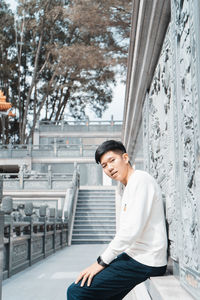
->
[[39, 120, 123, 126], [66, 162, 80, 246], [0, 143, 98, 158], [0, 143, 98, 150]]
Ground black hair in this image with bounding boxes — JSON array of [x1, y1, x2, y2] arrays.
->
[[95, 140, 127, 164]]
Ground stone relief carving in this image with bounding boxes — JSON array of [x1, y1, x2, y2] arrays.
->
[[12, 242, 29, 265], [174, 1, 200, 296], [45, 235, 54, 251], [143, 25, 179, 261], [55, 233, 61, 246], [143, 0, 200, 297], [32, 237, 43, 255]]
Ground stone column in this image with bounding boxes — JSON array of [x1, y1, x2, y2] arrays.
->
[[0, 175, 4, 300]]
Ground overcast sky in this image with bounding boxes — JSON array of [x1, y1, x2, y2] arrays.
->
[[88, 81, 125, 121]]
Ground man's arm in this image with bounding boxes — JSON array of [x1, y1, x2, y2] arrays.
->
[[101, 176, 156, 264], [76, 175, 156, 286]]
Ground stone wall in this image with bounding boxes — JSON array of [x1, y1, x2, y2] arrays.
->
[[123, 0, 200, 298], [142, 1, 200, 298]]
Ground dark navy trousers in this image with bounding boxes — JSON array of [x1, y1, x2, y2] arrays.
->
[[67, 253, 167, 300]]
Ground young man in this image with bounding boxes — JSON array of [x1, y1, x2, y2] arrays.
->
[[67, 140, 168, 300]]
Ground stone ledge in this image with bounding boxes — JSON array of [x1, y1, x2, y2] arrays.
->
[[146, 276, 194, 300]]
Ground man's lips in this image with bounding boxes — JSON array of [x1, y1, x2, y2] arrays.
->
[[111, 171, 118, 177]]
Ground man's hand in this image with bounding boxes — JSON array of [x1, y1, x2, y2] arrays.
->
[[75, 262, 105, 287]]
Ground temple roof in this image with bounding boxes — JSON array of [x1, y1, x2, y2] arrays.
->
[[0, 90, 12, 111]]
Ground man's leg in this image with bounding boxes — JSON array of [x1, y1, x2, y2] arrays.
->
[[67, 253, 166, 300]]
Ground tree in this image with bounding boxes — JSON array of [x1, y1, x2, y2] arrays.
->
[[0, 1, 18, 143], [2, 0, 132, 144]]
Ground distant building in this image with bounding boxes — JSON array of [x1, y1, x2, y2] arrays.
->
[[0, 118, 122, 186]]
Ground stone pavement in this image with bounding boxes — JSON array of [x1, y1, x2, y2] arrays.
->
[[2, 244, 108, 300]]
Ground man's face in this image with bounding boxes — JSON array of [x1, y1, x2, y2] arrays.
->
[[100, 150, 129, 184]]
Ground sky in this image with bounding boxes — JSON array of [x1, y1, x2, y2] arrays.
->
[[86, 81, 125, 121], [6, 0, 126, 121]]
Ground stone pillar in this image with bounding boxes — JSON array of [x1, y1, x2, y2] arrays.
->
[[33, 120, 40, 146], [0, 176, 4, 300]]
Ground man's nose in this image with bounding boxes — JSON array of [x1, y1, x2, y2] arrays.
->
[[107, 163, 113, 171]]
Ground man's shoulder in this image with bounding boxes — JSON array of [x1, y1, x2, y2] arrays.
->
[[133, 169, 153, 179], [130, 170, 158, 185]]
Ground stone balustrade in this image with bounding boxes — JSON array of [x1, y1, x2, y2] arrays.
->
[[2, 170, 73, 190], [0, 143, 98, 159], [38, 119, 122, 133], [2, 195, 68, 279]]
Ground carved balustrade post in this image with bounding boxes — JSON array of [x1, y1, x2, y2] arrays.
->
[[24, 202, 34, 266], [48, 165, 52, 189], [19, 165, 24, 189], [39, 205, 47, 258], [2, 196, 13, 278], [49, 208, 56, 252]]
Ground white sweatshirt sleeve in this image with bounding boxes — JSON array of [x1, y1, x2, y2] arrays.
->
[[101, 174, 156, 264]]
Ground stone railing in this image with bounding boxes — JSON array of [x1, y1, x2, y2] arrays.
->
[[66, 163, 80, 245], [0, 143, 98, 159], [1, 163, 80, 279], [39, 119, 123, 133], [2, 169, 73, 191], [2, 196, 68, 280]]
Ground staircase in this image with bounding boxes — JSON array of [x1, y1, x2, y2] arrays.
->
[[72, 189, 116, 244]]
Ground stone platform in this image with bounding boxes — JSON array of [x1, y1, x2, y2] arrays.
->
[[2, 244, 107, 300]]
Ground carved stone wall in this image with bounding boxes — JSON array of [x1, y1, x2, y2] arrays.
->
[[142, 0, 200, 298]]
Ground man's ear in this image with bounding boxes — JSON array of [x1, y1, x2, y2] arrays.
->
[[122, 153, 129, 163]]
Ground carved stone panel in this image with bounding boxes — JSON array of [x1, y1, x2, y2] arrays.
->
[[32, 237, 43, 256], [12, 241, 29, 266], [172, 0, 200, 297], [143, 25, 180, 262], [55, 232, 62, 247], [3, 245, 8, 271], [143, 0, 200, 298], [45, 235, 54, 251]]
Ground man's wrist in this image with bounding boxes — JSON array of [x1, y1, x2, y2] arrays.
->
[[97, 256, 109, 267]]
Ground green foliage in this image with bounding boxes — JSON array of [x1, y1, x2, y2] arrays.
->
[[0, 0, 132, 143]]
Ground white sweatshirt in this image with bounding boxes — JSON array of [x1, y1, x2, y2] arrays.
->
[[101, 170, 168, 267]]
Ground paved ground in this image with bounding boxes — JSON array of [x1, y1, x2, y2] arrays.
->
[[2, 244, 108, 300]]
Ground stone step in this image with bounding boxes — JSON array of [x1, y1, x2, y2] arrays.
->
[[75, 212, 116, 216], [72, 233, 114, 239], [77, 203, 115, 207], [75, 216, 116, 221], [72, 239, 111, 244], [77, 199, 115, 207], [72, 189, 116, 244], [74, 220, 116, 225], [146, 276, 195, 300], [79, 190, 115, 193], [73, 224, 116, 230], [78, 198, 115, 202], [78, 196, 115, 199], [73, 229, 116, 234], [78, 192, 115, 196], [76, 207, 115, 211], [76, 207, 114, 210]]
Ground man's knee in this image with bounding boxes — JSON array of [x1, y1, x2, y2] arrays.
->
[[67, 283, 76, 300]]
